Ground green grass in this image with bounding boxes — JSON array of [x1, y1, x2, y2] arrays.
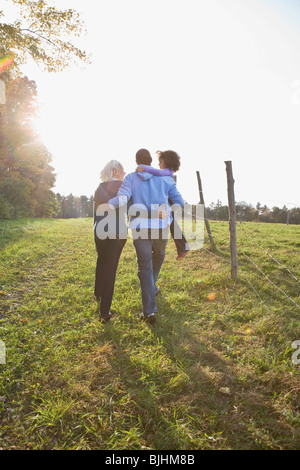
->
[[0, 218, 299, 450]]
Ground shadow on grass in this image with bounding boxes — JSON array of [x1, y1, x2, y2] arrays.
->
[[156, 294, 300, 449], [99, 290, 299, 450]]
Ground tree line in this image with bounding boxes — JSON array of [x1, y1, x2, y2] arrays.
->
[[55, 194, 93, 219], [51, 196, 300, 225], [206, 200, 300, 225]]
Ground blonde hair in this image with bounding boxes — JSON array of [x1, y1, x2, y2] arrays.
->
[[100, 160, 122, 182]]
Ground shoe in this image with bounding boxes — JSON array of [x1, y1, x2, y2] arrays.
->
[[176, 251, 189, 260], [100, 312, 113, 324], [144, 313, 156, 325], [139, 312, 156, 325]]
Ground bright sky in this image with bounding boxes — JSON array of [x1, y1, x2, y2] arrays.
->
[[17, 0, 300, 207]]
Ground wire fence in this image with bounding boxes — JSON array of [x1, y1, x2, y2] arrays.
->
[[202, 244, 273, 313], [185, 169, 300, 323], [198, 213, 300, 315], [238, 225, 300, 284]]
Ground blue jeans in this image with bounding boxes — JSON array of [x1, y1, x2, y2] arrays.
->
[[133, 229, 169, 315]]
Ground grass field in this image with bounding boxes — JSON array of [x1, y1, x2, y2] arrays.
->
[[0, 218, 299, 450]]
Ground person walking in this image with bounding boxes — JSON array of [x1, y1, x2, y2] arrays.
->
[[94, 160, 127, 323], [108, 149, 185, 325]]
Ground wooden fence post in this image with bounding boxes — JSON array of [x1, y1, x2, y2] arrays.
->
[[196, 171, 216, 250], [225, 161, 238, 280]]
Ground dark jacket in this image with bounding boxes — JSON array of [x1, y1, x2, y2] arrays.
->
[[94, 181, 127, 237]]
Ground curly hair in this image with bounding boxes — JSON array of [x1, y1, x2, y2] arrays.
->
[[157, 150, 181, 172]]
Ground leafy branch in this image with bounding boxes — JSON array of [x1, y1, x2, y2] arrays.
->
[[0, 0, 91, 74]]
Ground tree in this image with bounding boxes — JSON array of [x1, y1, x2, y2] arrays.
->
[[0, 75, 57, 218], [289, 207, 300, 225], [236, 201, 257, 223], [0, 2, 90, 218], [0, 0, 90, 75]]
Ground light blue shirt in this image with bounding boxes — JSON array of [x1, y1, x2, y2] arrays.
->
[[108, 170, 184, 229]]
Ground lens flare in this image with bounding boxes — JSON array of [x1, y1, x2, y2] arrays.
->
[[207, 292, 216, 301], [0, 57, 14, 74]]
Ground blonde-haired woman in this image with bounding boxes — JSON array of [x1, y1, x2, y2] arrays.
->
[[94, 160, 126, 323]]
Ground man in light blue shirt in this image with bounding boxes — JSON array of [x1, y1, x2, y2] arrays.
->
[[108, 149, 185, 325]]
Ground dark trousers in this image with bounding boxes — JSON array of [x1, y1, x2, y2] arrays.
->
[[170, 217, 189, 255], [94, 236, 126, 317]]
